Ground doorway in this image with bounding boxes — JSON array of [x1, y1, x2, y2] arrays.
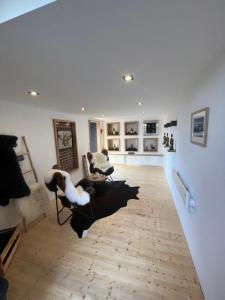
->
[[89, 120, 102, 153]]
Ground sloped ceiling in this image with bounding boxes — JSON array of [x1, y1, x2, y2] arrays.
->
[[0, 0, 225, 118]]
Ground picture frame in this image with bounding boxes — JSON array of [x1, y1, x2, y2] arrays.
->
[[191, 107, 209, 147], [53, 119, 79, 172]]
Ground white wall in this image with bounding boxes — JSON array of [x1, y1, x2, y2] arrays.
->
[[164, 59, 225, 300], [0, 100, 90, 227]]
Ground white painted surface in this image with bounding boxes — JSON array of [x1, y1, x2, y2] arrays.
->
[[0, 0, 56, 24], [164, 58, 225, 300], [0, 100, 89, 228], [1, 1, 225, 117]]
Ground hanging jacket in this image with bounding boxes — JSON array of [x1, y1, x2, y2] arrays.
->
[[0, 135, 30, 206]]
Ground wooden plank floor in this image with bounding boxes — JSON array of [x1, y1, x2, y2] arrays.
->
[[6, 165, 204, 300]]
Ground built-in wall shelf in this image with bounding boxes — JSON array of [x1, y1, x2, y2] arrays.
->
[[107, 122, 120, 136], [107, 138, 120, 151], [105, 119, 163, 154], [143, 137, 158, 152], [125, 138, 138, 152], [124, 121, 138, 136]]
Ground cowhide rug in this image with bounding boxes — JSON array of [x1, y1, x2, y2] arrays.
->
[[70, 180, 140, 238]]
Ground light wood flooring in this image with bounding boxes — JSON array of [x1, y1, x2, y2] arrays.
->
[[6, 165, 204, 300]]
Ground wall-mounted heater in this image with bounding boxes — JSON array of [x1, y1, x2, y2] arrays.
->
[[172, 170, 196, 209]]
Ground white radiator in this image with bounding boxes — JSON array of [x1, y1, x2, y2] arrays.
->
[[172, 170, 195, 209]]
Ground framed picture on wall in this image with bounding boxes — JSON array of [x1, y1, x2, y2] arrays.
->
[[191, 107, 209, 147], [53, 119, 79, 172]]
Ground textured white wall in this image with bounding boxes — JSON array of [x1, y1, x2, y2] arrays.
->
[[164, 59, 225, 300], [0, 100, 90, 228]]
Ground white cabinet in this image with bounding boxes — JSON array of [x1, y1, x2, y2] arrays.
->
[[109, 154, 125, 164], [109, 154, 163, 166]]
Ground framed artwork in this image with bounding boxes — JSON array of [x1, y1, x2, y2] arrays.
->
[[191, 107, 209, 147], [53, 119, 79, 172]]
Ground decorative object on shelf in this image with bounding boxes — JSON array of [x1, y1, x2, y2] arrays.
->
[[127, 144, 137, 151], [126, 127, 137, 135], [107, 123, 120, 136], [168, 134, 176, 152], [125, 121, 138, 135], [191, 107, 209, 147], [143, 120, 159, 135], [53, 119, 79, 172], [162, 133, 167, 145], [165, 133, 169, 147]]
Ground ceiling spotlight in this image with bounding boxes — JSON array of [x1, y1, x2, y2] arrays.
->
[[81, 107, 85, 112], [142, 111, 145, 114], [122, 74, 134, 82], [137, 102, 143, 106], [28, 90, 39, 96]]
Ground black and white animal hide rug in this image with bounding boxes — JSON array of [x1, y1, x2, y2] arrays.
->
[[71, 179, 140, 238]]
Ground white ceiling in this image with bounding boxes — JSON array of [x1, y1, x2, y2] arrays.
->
[[0, 0, 225, 118]]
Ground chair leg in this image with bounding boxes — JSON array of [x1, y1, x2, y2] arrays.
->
[[55, 193, 73, 225], [107, 175, 113, 181]]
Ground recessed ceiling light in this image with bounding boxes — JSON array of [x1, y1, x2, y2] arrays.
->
[[101, 114, 105, 117], [28, 90, 39, 96], [142, 111, 145, 114], [81, 107, 85, 112], [122, 74, 134, 82], [137, 102, 143, 106]]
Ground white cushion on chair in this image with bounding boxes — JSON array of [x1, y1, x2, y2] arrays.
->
[[91, 152, 112, 173], [45, 169, 90, 206]]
